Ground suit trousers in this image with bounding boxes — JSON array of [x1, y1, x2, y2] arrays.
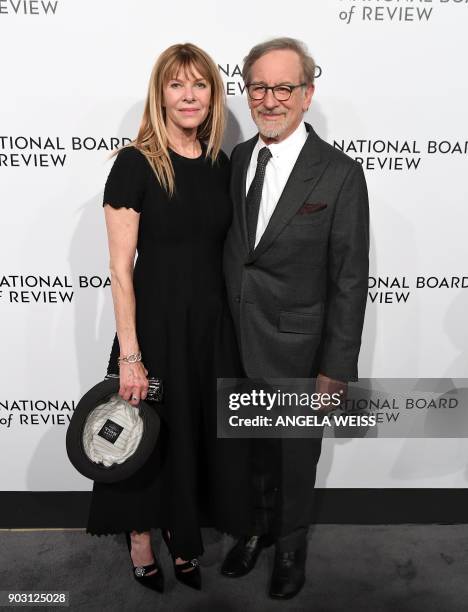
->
[[251, 435, 323, 550]]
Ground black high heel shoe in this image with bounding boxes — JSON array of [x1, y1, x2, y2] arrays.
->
[[161, 529, 201, 591], [125, 532, 164, 593]]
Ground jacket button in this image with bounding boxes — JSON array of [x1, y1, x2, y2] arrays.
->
[[235, 296, 240, 303]]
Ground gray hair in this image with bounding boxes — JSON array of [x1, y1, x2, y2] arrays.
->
[[242, 37, 316, 85]]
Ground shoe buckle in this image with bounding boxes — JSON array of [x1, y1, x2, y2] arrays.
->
[[134, 566, 146, 577], [189, 558, 199, 568]]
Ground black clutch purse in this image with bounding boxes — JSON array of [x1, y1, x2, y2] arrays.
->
[[103, 372, 164, 402]]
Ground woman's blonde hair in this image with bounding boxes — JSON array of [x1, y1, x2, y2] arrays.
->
[[115, 43, 226, 196]]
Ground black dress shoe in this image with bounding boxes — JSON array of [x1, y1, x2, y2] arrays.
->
[[269, 542, 307, 600], [221, 534, 273, 578], [161, 529, 201, 591], [125, 532, 164, 593]]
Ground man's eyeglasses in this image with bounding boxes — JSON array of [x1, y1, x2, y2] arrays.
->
[[246, 83, 306, 101]]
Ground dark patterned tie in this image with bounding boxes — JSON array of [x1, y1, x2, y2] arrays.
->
[[246, 146, 272, 250]]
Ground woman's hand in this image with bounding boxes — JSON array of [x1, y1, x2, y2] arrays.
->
[[119, 362, 149, 406]]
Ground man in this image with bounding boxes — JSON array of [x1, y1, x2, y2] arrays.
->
[[221, 38, 369, 599]]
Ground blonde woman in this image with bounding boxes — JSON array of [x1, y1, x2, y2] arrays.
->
[[86, 43, 244, 593]]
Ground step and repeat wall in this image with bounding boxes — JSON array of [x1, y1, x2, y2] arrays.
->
[[1, 0, 467, 491]]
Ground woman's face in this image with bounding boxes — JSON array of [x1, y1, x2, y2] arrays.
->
[[163, 64, 212, 133]]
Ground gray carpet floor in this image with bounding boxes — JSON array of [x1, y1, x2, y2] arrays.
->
[[1, 525, 467, 612]]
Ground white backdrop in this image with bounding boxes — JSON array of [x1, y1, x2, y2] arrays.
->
[[1, 0, 467, 491]]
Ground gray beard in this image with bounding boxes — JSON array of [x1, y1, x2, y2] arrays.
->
[[259, 126, 282, 138], [256, 114, 289, 140]]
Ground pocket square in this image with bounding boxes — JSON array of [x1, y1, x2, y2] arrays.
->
[[297, 202, 328, 215]]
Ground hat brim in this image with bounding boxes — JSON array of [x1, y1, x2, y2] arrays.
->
[[66, 378, 160, 483]]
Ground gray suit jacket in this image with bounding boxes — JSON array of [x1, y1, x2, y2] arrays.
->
[[223, 122, 369, 381]]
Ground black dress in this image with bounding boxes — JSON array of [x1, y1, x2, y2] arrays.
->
[[86, 145, 252, 559]]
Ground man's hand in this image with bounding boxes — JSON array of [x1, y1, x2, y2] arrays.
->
[[315, 373, 348, 413]]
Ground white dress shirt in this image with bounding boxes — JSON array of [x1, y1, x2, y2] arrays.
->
[[246, 121, 308, 248]]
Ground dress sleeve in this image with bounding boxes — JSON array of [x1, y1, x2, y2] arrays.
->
[[102, 146, 147, 213]]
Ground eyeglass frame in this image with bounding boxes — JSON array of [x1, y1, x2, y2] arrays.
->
[[246, 82, 307, 101]]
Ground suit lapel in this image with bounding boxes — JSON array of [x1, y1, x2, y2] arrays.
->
[[246, 124, 330, 265]]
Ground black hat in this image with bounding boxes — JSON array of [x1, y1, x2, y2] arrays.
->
[[66, 378, 160, 483]]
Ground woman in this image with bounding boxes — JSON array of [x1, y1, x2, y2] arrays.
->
[[85, 43, 248, 593]]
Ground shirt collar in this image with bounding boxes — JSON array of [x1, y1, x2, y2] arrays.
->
[[253, 121, 308, 160]]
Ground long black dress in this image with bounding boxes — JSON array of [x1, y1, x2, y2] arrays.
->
[[86, 145, 252, 560]]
